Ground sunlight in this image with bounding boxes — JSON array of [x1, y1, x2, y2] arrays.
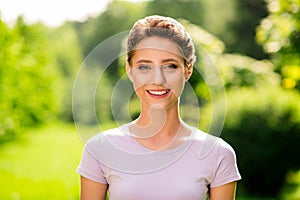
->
[[0, 0, 110, 26]]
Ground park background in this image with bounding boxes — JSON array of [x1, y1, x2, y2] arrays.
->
[[0, 0, 300, 199]]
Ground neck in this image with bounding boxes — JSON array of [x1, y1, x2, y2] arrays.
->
[[129, 103, 192, 151], [131, 103, 181, 138]]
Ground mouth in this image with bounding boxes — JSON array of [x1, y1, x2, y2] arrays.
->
[[147, 89, 170, 96]]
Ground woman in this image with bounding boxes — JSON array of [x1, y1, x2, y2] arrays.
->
[[77, 15, 241, 200]]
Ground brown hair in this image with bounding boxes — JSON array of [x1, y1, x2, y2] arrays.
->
[[127, 15, 196, 67]]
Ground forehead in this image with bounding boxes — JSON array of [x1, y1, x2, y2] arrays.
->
[[133, 37, 184, 59]]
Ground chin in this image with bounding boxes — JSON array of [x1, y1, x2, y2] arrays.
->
[[146, 101, 179, 111]]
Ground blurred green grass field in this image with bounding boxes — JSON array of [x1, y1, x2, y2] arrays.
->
[[0, 123, 83, 200]]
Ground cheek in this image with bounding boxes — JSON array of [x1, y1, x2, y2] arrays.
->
[[166, 74, 186, 98], [131, 73, 151, 90]]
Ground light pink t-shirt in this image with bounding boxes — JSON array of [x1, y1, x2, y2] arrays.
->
[[77, 123, 241, 200]]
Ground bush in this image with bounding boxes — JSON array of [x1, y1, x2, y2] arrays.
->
[[208, 87, 300, 197], [256, 0, 300, 90], [0, 18, 58, 142]]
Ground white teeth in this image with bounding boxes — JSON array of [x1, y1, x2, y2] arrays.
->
[[148, 90, 168, 95]]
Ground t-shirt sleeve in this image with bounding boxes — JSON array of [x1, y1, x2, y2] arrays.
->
[[210, 139, 241, 188], [77, 143, 108, 184]]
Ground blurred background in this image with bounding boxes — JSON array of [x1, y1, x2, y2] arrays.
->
[[0, 0, 299, 199]]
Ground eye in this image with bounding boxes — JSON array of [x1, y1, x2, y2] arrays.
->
[[137, 65, 152, 71], [163, 64, 178, 71]]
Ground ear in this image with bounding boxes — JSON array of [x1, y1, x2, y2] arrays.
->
[[126, 62, 133, 82], [184, 64, 193, 81]]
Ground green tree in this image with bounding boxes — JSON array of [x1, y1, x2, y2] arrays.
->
[[0, 17, 58, 142], [181, 0, 268, 59], [221, 87, 300, 197], [49, 23, 83, 122], [146, 0, 204, 26], [74, 1, 147, 57], [224, 0, 268, 59], [183, 20, 279, 102], [256, 0, 300, 90]]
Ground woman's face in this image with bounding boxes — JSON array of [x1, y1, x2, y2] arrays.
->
[[127, 36, 192, 111]]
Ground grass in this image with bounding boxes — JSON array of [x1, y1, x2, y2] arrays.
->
[[0, 122, 84, 200]]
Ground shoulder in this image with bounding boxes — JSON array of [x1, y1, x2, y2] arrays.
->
[[191, 128, 236, 160], [207, 136, 241, 187], [213, 137, 237, 161], [84, 126, 128, 150], [217, 138, 236, 154], [213, 137, 238, 169]]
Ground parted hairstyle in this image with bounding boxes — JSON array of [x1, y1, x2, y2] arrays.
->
[[127, 15, 196, 67]]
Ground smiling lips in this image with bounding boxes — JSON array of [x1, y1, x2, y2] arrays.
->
[[147, 89, 170, 98]]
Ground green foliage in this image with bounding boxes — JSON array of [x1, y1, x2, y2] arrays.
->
[[74, 0, 147, 58], [0, 18, 58, 142], [183, 19, 225, 55], [181, 20, 225, 103], [256, 0, 300, 90], [146, 0, 205, 26], [216, 54, 280, 89], [280, 170, 300, 200], [184, 21, 279, 103], [201, 87, 300, 197], [49, 24, 82, 77], [73, 66, 114, 126], [48, 23, 83, 122], [200, 0, 268, 59]]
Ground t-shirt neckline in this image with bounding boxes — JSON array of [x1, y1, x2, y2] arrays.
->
[[119, 121, 196, 154]]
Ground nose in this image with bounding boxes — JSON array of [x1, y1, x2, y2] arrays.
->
[[151, 67, 166, 85]]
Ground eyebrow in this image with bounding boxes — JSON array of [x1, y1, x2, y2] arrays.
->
[[162, 58, 181, 63], [136, 58, 181, 64], [136, 59, 153, 64]]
